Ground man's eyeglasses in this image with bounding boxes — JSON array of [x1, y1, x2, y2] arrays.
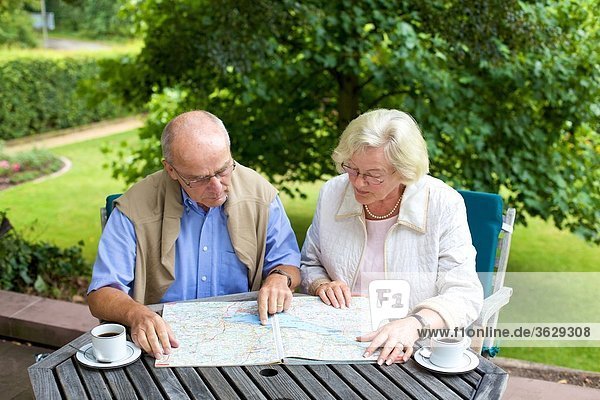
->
[[341, 162, 395, 186], [170, 160, 236, 188]]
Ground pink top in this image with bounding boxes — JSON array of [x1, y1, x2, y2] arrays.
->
[[354, 217, 397, 294]]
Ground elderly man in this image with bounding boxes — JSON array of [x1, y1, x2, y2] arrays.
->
[[88, 110, 301, 359]]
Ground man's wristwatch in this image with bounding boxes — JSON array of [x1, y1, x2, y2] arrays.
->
[[268, 268, 292, 288]]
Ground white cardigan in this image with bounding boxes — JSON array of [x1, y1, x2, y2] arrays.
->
[[300, 174, 483, 329]]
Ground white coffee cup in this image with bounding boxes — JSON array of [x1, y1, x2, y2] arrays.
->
[[429, 336, 471, 368], [91, 323, 127, 363]]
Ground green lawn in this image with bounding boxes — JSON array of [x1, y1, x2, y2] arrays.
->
[[279, 184, 322, 246], [0, 39, 140, 62], [1, 129, 599, 371], [510, 217, 600, 273], [0, 130, 138, 261], [498, 211, 600, 371]]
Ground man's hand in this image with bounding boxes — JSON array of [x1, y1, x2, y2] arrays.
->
[[315, 280, 352, 309], [88, 287, 180, 359], [257, 271, 293, 325], [356, 317, 421, 365], [127, 305, 180, 359]]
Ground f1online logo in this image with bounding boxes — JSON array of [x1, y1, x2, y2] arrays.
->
[[368, 280, 410, 330]]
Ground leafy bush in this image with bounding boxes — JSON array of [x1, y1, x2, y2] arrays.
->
[[0, 54, 136, 140], [102, 87, 185, 184], [0, 145, 63, 185], [0, 2, 37, 48], [0, 210, 90, 301]]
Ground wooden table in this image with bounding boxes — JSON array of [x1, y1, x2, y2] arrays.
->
[[29, 293, 508, 399]]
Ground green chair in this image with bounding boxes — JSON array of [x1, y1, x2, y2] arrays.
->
[[100, 193, 122, 230], [458, 190, 516, 357]]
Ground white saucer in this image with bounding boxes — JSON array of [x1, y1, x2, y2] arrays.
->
[[414, 347, 479, 374], [76, 341, 141, 369]]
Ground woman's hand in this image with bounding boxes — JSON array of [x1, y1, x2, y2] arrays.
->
[[315, 280, 352, 308], [357, 317, 421, 365]]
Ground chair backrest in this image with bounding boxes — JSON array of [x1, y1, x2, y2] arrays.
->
[[458, 190, 516, 356], [458, 190, 504, 297], [100, 193, 122, 230]]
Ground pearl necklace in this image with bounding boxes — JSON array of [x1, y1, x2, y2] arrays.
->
[[364, 194, 403, 220]]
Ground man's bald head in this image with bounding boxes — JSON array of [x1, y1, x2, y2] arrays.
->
[[161, 110, 230, 164]]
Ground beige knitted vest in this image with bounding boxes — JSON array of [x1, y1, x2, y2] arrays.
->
[[115, 164, 277, 304]]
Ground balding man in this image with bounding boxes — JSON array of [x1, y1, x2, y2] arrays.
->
[[88, 110, 300, 359]]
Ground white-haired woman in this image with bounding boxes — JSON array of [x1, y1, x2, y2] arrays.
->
[[301, 109, 483, 365]]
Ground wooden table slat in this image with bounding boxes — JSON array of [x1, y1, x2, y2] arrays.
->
[[473, 373, 509, 400], [29, 362, 63, 399], [28, 336, 88, 399], [351, 364, 413, 400], [196, 367, 242, 399], [377, 362, 454, 400], [219, 366, 268, 400], [142, 356, 191, 399], [459, 370, 482, 387], [435, 374, 478, 400], [104, 368, 139, 399], [330, 364, 388, 400], [243, 365, 312, 400], [55, 359, 89, 399], [305, 364, 363, 400], [475, 357, 504, 374], [399, 361, 465, 400], [75, 362, 113, 400], [280, 365, 337, 400], [173, 368, 217, 400], [124, 357, 164, 399], [34, 335, 89, 369]]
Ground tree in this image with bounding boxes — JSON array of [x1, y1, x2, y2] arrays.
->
[[105, 0, 599, 243], [0, 0, 38, 47]]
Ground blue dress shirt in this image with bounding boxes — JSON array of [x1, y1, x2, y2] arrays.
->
[[88, 189, 300, 302]]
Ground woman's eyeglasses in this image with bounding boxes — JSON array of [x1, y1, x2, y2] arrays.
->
[[341, 162, 395, 185]]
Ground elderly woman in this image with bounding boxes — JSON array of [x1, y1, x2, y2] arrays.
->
[[301, 109, 483, 365]]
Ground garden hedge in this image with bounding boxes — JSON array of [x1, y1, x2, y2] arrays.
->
[[0, 54, 135, 140]]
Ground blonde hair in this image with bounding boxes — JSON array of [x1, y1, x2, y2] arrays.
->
[[332, 109, 429, 185]]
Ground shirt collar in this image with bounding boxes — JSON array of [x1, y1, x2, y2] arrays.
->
[[181, 188, 209, 215], [336, 175, 429, 233]]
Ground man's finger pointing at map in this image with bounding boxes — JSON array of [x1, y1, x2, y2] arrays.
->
[[257, 267, 297, 324]]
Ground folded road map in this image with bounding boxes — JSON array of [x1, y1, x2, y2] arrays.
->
[[156, 296, 377, 367]]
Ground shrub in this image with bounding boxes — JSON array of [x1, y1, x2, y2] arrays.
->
[[0, 54, 136, 141], [0, 210, 90, 301], [0, 6, 37, 48]]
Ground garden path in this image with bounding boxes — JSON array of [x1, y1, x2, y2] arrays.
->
[[45, 38, 111, 50], [3, 115, 144, 155]]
